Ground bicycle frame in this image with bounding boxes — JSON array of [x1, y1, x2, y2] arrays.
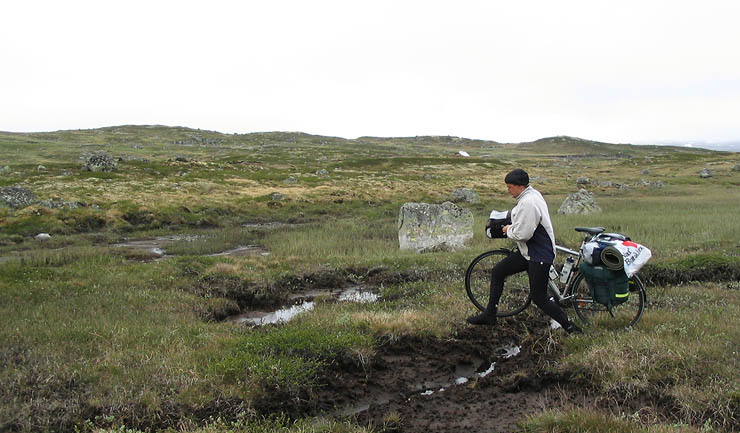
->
[[548, 241, 588, 304]]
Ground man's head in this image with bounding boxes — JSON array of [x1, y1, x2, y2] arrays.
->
[[504, 168, 529, 197]]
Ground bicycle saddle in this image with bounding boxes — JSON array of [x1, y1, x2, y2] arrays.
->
[[574, 227, 605, 235]]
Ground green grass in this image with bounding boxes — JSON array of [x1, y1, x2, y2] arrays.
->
[[559, 283, 739, 431], [215, 315, 373, 392], [520, 409, 708, 433], [1, 126, 739, 432]]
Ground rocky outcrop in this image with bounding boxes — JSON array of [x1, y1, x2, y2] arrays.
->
[[558, 189, 602, 215], [398, 202, 473, 252], [39, 199, 86, 209], [0, 186, 37, 209], [83, 153, 117, 172]]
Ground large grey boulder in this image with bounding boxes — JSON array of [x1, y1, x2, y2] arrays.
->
[[84, 153, 117, 172], [558, 189, 602, 214], [450, 187, 479, 204], [398, 201, 473, 252], [0, 186, 37, 209]]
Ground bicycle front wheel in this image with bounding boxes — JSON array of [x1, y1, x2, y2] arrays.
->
[[572, 272, 646, 328], [464, 250, 531, 317]]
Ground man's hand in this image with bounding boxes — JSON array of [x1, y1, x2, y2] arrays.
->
[[502, 224, 510, 234]]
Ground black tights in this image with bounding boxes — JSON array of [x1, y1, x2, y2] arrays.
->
[[488, 250, 570, 328]]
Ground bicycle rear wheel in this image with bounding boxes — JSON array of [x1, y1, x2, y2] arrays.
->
[[464, 249, 531, 317], [572, 272, 646, 328]]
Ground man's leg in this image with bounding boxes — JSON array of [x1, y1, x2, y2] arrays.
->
[[528, 261, 577, 331], [467, 251, 528, 325]]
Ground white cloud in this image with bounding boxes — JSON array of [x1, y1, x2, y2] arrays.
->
[[2, 0, 739, 143]]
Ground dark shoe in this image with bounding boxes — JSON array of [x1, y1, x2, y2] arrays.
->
[[564, 322, 583, 334], [466, 311, 497, 326]]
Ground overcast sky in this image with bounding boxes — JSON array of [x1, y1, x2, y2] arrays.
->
[[2, 1, 739, 144]]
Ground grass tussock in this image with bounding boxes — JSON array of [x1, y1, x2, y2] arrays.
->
[[214, 316, 373, 394], [520, 409, 707, 433], [559, 283, 739, 430]]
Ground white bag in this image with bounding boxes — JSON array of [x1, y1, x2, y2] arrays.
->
[[581, 238, 652, 277], [612, 240, 652, 278]]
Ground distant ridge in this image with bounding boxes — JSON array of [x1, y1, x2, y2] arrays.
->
[[0, 125, 734, 152]]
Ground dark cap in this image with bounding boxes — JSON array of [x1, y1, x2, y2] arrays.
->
[[504, 168, 529, 186]]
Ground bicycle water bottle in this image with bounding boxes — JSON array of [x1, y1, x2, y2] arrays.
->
[[560, 257, 574, 283], [549, 265, 559, 281]]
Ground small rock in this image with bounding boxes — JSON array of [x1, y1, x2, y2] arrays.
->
[[640, 169, 651, 175], [450, 188, 479, 204], [316, 169, 329, 177], [284, 176, 298, 184], [458, 150, 470, 157], [576, 176, 590, 185], [35, 233, 51, 241], [270, 192, 284, 201], [37, 165, 47, 171], [699, 168, 712, 178], [558, 189, 602, 215]]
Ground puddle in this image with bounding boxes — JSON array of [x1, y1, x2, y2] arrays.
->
[[229, 286, 379, 326], [232, 302, 316, 326], [111, 235, 203, 257], [417, 345, 520, 397], [112, 235, 268, 259], [242, 222, 303, 230], [337, 287, 379, 303], [414, 358, 496, 397], [208, 245, 268, 257]]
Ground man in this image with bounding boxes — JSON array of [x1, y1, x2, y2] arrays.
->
[[467, 168, 581, 334]]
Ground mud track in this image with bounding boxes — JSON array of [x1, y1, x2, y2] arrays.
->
[[255, 317, 568, 433]]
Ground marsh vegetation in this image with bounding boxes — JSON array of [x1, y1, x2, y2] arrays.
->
[[1, 127, 738, 432]]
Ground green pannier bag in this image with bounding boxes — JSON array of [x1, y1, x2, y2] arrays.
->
[[579, 262, 629, 308]]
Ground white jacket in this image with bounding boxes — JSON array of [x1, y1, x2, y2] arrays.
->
[[506, 186, 556, 263]]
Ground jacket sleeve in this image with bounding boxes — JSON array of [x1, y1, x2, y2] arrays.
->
[[506, 199, 539, 242]]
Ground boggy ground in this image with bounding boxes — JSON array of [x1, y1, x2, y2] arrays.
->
[[255, 316, 568, 433]]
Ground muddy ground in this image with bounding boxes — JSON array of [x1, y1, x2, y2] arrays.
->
[[253, 316, 571, 433]]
